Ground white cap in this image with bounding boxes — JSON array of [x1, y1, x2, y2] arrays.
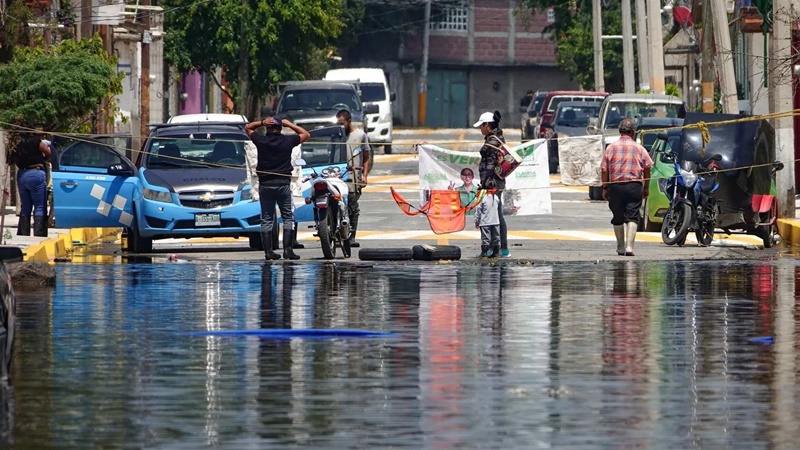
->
[[472, 112, 495, 128]]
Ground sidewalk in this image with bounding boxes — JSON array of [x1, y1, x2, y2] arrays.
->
[[0, 207, 119, 262]]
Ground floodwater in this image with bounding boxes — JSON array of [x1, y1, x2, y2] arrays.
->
[[5, 260, 800, 448]]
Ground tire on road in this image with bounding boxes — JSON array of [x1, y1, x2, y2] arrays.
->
[[358, 248, 413, 261], [588, 186, 604, 201], [249, 234, 263, 250], [383, 144, 392, 154], [411, 245, 461, 261]]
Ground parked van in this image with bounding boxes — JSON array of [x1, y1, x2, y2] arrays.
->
[[324, 68, 395, 154]]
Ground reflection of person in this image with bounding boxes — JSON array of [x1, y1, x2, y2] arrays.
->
[[475, 187, 500, 258], [601, 118, 653, 256], [245, 116, 310, 260], [474, 111, 510, 258], [448, 167, 478, 214], [336, 109, 371, 248], [12, 124, 51, 236]]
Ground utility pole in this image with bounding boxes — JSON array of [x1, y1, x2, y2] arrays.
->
[[139, 0, 151, 154], [592, 0, 604, 91], [700, 0, 715, 112], [646, 0, 666, 93], [80, 0, 92, 40], [711, 0, 739, 113], [621, 0, 636, 93], [769, 0, 795, 217], [418, 0, 431, 126], [635, 0, 651, 91]]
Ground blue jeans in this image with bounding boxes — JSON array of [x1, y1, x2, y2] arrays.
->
[[18, 168, 47, 217], [259, 184, 294, 233]]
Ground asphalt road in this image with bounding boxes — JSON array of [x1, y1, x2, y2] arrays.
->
[[82, 133, 777, 263]]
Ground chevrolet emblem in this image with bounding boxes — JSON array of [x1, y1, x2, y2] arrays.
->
[[199, 192, 215, 202]]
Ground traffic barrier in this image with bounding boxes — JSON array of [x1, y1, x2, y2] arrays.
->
[[24, 227, 121, 262]]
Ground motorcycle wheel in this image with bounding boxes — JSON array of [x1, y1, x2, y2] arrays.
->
[[341, 231, 352, 258], [695, 219, 715, 247], [661, 202, 692, 246], [318, 209, 336, 260], [755, 224, 776, 248]]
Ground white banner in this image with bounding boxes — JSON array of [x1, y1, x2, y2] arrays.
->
[[557, 135, 604, 186], [417, 140, 552, 216]]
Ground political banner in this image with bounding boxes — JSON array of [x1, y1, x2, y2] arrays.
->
[[417, 139, 552, 216]]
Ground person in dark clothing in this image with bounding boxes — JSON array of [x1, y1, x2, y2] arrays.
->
[[12, 125, 51, 237], [520, 90, 534, 108], [474, 111, 510, 258], [245, 116, 310, 260]]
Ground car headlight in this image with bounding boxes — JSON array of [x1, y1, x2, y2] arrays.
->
[[241, 188, 252, 201], [143, 188, 172, 203]]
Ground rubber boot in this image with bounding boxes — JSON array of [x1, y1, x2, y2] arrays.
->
[[613, 225, 625, 255], [348, 213, 360, 247], [272, 227, 280, 250], [261, 231, 281, 260], [33, 215, 48, 237], [292, 233, 304, 249], [16, 215, 30, 236], [625, 222, 637, 256], [283, 229, 300, 260]]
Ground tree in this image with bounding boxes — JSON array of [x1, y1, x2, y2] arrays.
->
[[163, 0, 344, 119], [0, 0, 32, 64], [520, 0, 627, 92], [0, 36, 123, 132]]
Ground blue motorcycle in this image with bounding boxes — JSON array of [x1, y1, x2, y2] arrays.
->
[[660, 152, 722, 246]]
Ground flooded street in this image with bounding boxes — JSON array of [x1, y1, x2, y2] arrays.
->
[[6, 260, 800, 448]]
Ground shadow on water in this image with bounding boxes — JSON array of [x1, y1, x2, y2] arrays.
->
[[3, 259, 800, 447]]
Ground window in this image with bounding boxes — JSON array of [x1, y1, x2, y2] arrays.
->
[[278, 89, 362, 113], [60, 142, 125, 169], [146, 134, 247, 168], [359, 83, 386, 102], [431, 0, 468, 32]]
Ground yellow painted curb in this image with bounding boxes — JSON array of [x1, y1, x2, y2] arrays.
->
[[777, 218, 800, 245], [23, 227, 122, 262]]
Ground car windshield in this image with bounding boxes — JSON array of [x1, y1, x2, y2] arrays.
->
[[278, 89, 362, 113], [300, 131, 349, 167], [548, 95, 604, 112], [359, 83, 386, 102], [531, 96, 545, 113], [604, 102, 683, 129], [555, 105, 600, 127], [145, 134, 247, 169]]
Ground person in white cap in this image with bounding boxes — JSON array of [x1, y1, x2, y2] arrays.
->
[[473, 110, 510, 257]]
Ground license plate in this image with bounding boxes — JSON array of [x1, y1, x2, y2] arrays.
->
[[195, 213, 221, 227]]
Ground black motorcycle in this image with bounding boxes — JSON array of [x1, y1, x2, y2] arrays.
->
[[661, 152, 722, 246]]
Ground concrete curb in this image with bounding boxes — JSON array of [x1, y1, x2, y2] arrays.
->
[[24, 228, 121, 262], [777, 218, 800, 245]]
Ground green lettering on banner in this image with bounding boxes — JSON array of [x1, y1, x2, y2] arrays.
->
[[515, 143, 537, 159], [514, 171, 537, 179], [422, 173, 448, 182], [436, 155, 448, 162]]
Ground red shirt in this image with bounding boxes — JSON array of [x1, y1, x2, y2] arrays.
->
[[601, 135, 653, 182]]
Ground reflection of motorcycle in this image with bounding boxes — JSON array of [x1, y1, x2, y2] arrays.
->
[[299, 161, 352, 259], [661, 153, 722, 246]]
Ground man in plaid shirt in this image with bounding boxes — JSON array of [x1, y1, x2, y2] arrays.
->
[[601, 118, 653, 256]]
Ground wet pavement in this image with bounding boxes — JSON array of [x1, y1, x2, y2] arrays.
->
[[5, 259, 800, 448]]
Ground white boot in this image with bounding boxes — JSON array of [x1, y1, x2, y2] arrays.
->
[[613, 225, 625, 255], [625, 222, 638, 256]]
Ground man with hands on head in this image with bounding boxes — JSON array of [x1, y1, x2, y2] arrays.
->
[[244, 115, 310, 260]]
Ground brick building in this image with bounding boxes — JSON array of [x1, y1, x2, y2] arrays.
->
[[345, 0, 580, 128]]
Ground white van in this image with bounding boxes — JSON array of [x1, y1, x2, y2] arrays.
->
[[324, 68, 395, 153]]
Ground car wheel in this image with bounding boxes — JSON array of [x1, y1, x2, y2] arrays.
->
[[249, 234, 263, 250], [588, 186, 604, 200], [383, 144, 392, 155], [125, 217, 153, 253]]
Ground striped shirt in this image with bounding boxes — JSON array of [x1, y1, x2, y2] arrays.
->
[[600, 135, 653, 182]]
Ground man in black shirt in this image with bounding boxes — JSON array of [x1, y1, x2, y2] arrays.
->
[[245, 116, 310, 260]]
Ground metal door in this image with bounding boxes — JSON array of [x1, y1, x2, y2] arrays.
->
[[425, 70, 469, 128]]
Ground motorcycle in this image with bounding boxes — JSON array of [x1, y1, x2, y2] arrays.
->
[[660, 152, 723, 246], [296, 158, 353, 260]]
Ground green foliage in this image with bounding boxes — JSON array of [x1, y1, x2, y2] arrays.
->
[[521, 0, 627, 92], [163, 0, 344, 115], [665, 83, 681, 97], [0, 36, 124, 132], [0, 0, 32, 64]]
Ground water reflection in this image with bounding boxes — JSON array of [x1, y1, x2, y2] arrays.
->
[[4, 260, 799, 447]]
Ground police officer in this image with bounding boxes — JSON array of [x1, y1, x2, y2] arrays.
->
[[245, 116, 310, 260]]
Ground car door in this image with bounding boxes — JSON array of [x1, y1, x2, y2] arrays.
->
[[52, 139, 138, 229]]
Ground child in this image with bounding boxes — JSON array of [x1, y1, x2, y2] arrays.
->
[[475, 189, 500, 258]]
